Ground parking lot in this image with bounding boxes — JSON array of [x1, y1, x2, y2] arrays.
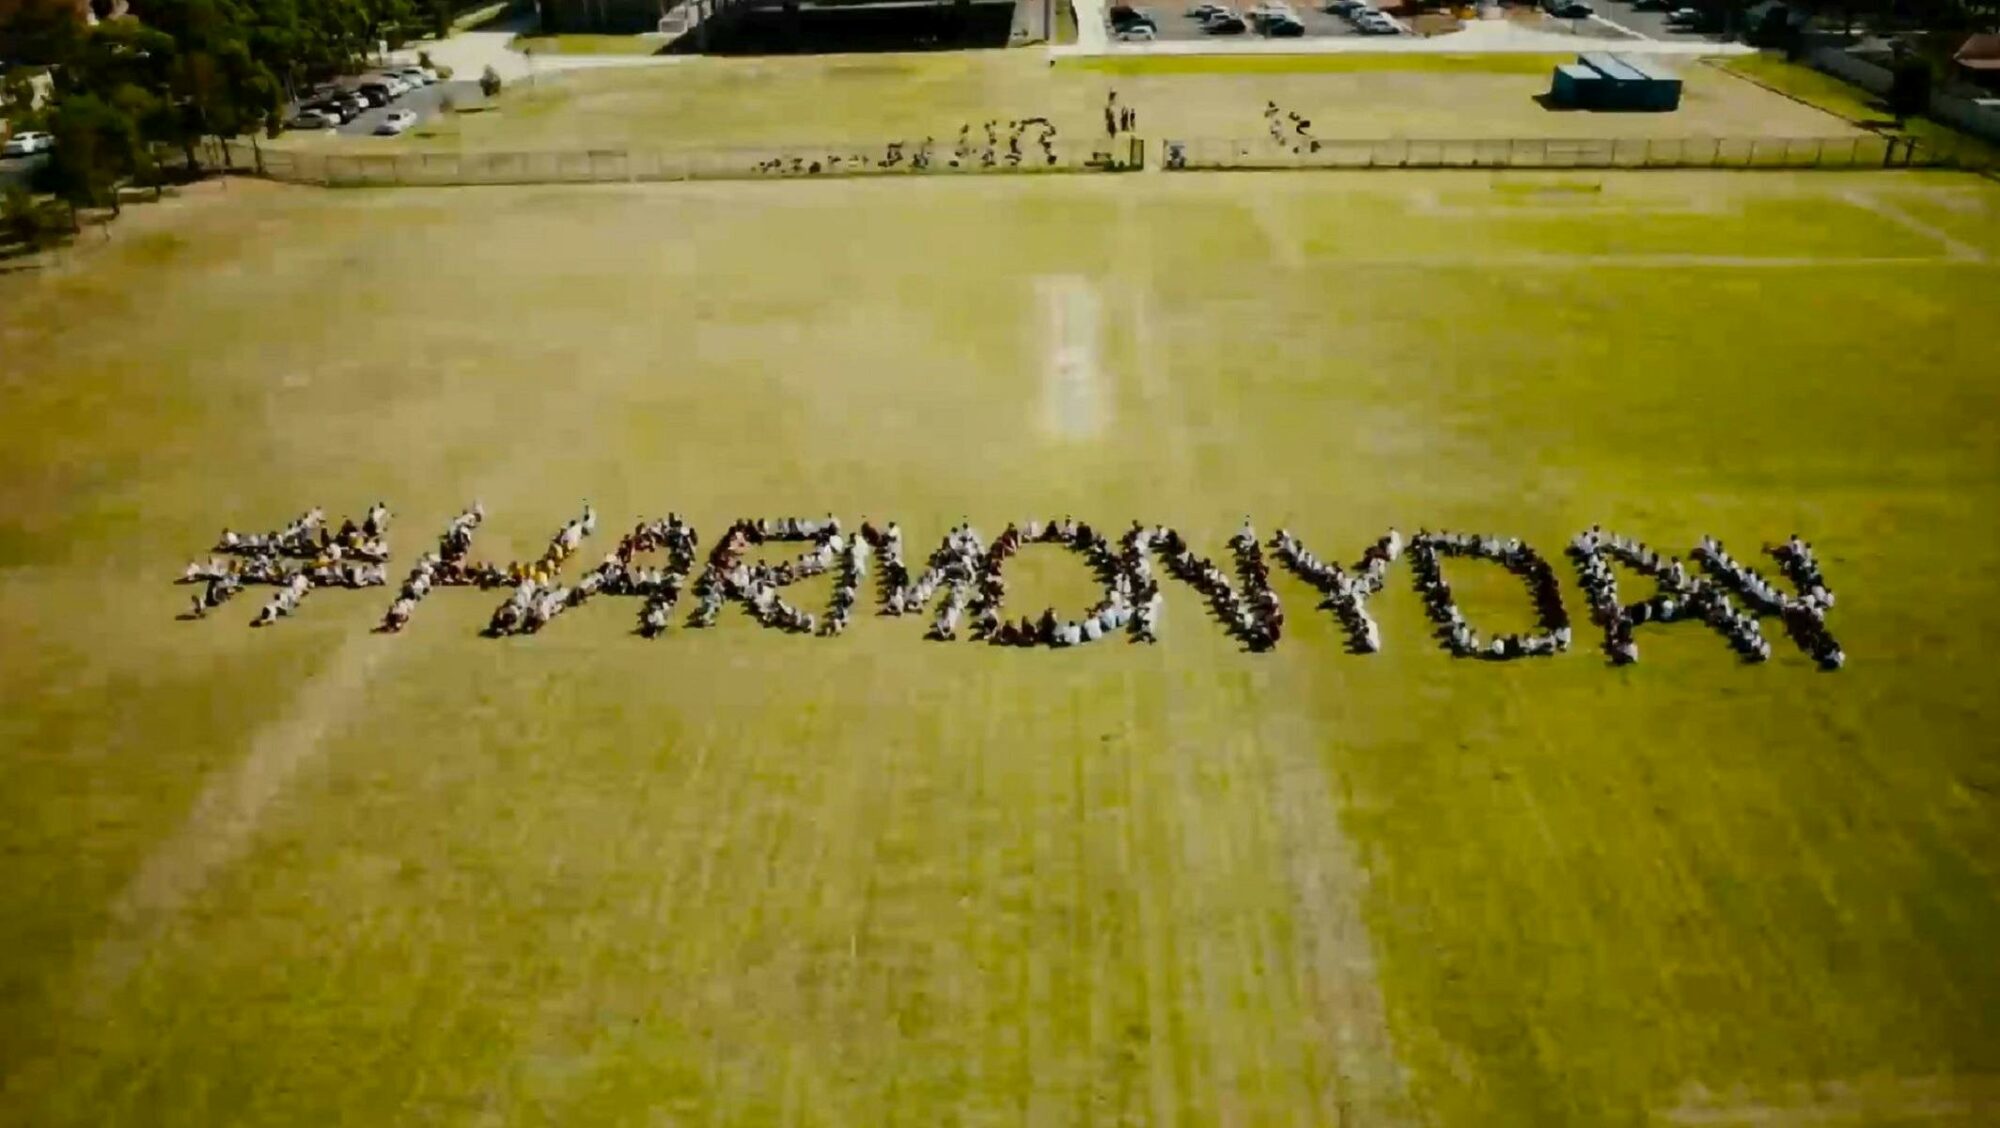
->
[[1587, 0, 1731, 41], [285, 74, 482, 140], [1132, 3, 1358, 42], [1108, 0, 1431, 43], [334, 80, 481, 136]]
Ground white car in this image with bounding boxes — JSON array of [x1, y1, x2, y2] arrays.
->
[[374, 109, 418, 136], [286, 109, 339, 130], [395, 67, 437, 86], [1187, 1, 1229, 14], [1, 130, 54, 157], [1115, 24, 1157, 39], [371, 75, 410, 97]]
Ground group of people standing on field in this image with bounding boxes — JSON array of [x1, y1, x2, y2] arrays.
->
[[1264, 101, 1322, 155], [751, 116, 1065, 178]]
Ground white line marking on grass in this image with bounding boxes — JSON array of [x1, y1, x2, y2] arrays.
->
[[1841, 189, 1987, 262], [1332, 252, 1970, 269], [86, 637, 386, 997], [1407, 187, 1728, 218], [1245, 192, 1307, 270], [1037, 274, 1108, 440], [1272, 749, 1419, 1125], [1655, 1074, 2000, 1125]]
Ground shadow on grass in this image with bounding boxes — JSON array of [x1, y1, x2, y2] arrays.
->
[[0, 181, 193, 272]]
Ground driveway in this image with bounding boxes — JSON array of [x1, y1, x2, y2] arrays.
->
[[397, 13, 685, 86], [0, 152, 49, 190], [1588, 0, 1733, 42]]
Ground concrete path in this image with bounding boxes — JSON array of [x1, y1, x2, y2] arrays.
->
[[396, 14, 687, 86]]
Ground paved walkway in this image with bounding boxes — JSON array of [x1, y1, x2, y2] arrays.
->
[[396, 14, 687, 85]]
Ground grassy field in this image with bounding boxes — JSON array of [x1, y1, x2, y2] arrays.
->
[[2, 168, 1999, 1127], [510, 33, 672, 56], [291, 49, 1865, 154], [1714, 53, 2000, 165]]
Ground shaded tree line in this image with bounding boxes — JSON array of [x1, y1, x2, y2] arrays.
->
[[1, 0, 426, 219]]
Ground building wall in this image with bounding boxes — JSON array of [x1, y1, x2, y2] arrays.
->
[[1806, 46, 2000, 147], [542, 0, 671, 34]]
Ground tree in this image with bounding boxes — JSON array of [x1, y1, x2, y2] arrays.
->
[[2, 183, 63, 252], [46, 91, 142, 219], [1889, 57, 1933, 125], [479, 62, 499, 97], [0, 0, 88, 67]]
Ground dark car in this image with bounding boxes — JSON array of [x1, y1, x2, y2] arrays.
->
[[1257, 10, 1306, 32], [306, 99, 358, 123], [1204, 12, 1247, 31], [1108, 4, 1158, 29]]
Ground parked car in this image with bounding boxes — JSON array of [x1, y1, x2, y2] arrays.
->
[[287, 109, 339, 130], [1547, 1, 1594, 16], [353, 85, 391, 107], [1261, 12, 1306, 33], [394, 66, 437, 85], [1116, 23, 1157, 38], [1187, 1, 1230, 15], [1, 129, 54, 156], [1326, 0, 1367, 12], [1353, 12, 1399, 31], [374, 75, 412, 96], [374, 109, 418, 135], [1107, 4, 1158, 29], [1203, 12, 1247, 31], [303, 98, 354, 122], [1664, 6, 1700, 22]]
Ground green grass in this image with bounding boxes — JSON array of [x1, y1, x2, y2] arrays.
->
[[1715, 52, 2000, 167], [1065, 51, 1573, 76], [2, 170, 1998, 1127], [312, 49, 1857, 156], [509, 33, 667, 56]]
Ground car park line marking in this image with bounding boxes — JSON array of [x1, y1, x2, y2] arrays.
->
[[1840, 189, 1986, 263], [1587, 12, 1656, 40]]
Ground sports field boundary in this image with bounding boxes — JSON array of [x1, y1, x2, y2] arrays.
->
[[1161, 133, 1994, 172], [215, 131, 1993, 188]]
